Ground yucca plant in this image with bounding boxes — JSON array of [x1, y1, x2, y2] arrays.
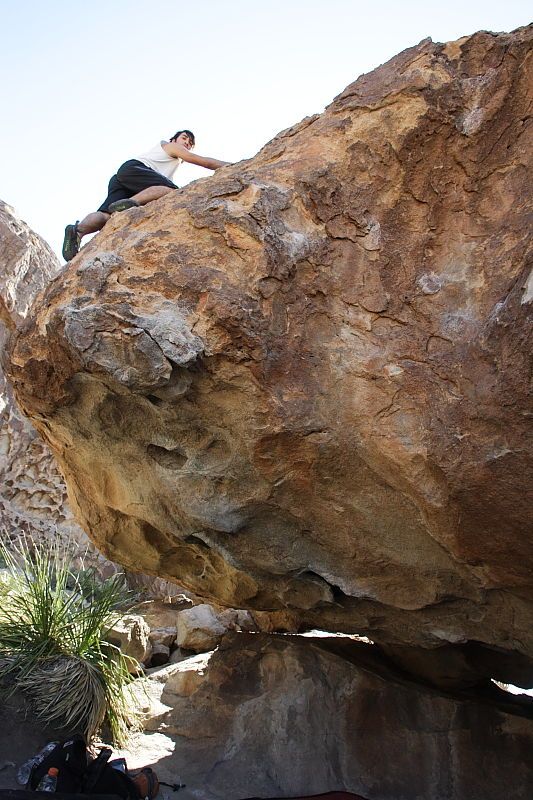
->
[[0, 538, 140, 744]]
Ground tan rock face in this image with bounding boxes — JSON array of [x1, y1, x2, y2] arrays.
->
[[0, 201, 195, 595], [131, 634, 533, 800], [5, 29, 533, 677], [0, 202, 126, 583]]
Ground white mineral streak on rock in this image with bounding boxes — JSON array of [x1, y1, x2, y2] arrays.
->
[[522, 268, 533, 304], [417, 272, 443, 294]]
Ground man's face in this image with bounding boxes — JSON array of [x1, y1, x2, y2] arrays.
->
[[177, 132, 194, 150]]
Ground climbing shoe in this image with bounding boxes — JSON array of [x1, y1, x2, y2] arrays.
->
[[62, 222, 81, 262], [108, 198, 140, 213]]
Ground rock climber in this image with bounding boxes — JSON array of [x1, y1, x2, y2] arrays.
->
[[62, 130, 230, 261]]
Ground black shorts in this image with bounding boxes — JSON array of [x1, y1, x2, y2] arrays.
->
[[97, 159, 177, 213]]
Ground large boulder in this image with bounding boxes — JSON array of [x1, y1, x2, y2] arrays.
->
[[128, 633, 533, 800], [4, 28, 533, 682]]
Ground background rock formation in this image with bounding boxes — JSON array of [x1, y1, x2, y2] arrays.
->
[[0, 201, 93, 557], [5, 28, 533, 686]]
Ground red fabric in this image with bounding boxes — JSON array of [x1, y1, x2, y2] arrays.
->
[[248, 793, 369, 800]]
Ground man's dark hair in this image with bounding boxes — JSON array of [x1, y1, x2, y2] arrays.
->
[[170, 129, 195, 146]]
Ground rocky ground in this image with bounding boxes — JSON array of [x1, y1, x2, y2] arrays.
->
[[2, 620, 533, 800]]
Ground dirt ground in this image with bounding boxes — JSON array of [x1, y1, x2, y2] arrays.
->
[[0, 692, 197, 800], [0, 692, 59, 792]]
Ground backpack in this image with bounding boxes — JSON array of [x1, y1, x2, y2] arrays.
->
[[27, 735, 159, 799]]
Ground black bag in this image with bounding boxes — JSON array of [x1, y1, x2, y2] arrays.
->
[[27, 735, 157, 799], [27, 736, 89, 794]]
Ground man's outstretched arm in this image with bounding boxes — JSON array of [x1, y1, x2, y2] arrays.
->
[[164, 141, 230, 170]]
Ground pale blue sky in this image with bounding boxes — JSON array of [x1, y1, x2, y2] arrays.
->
[[1, 0, 531, 258]]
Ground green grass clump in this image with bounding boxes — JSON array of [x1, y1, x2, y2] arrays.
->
[[0, 539, 140, 744]]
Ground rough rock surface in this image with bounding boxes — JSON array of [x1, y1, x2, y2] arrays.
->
[[0, 201, 194, 592], [5, 29, 533, 681], [149, 626, 178, 649], [0, 201, 97, 560], [132, 634, 533, 800], [175, 602, 256, 653], [106, 613, 153, 667], [176, 603, 228, 652], [0, 200, 59, 332], [1, 636, 532, 799]]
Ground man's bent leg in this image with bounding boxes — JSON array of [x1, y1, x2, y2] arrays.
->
[[108, 186, 174, 215], [131, 185, 174, 205], [77, 211, 110, 236]]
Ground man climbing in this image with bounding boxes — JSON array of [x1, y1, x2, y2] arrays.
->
[[62, 130, 230, 261]]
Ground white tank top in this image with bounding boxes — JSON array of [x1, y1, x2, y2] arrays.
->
[[136, 141, 181, 179]]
